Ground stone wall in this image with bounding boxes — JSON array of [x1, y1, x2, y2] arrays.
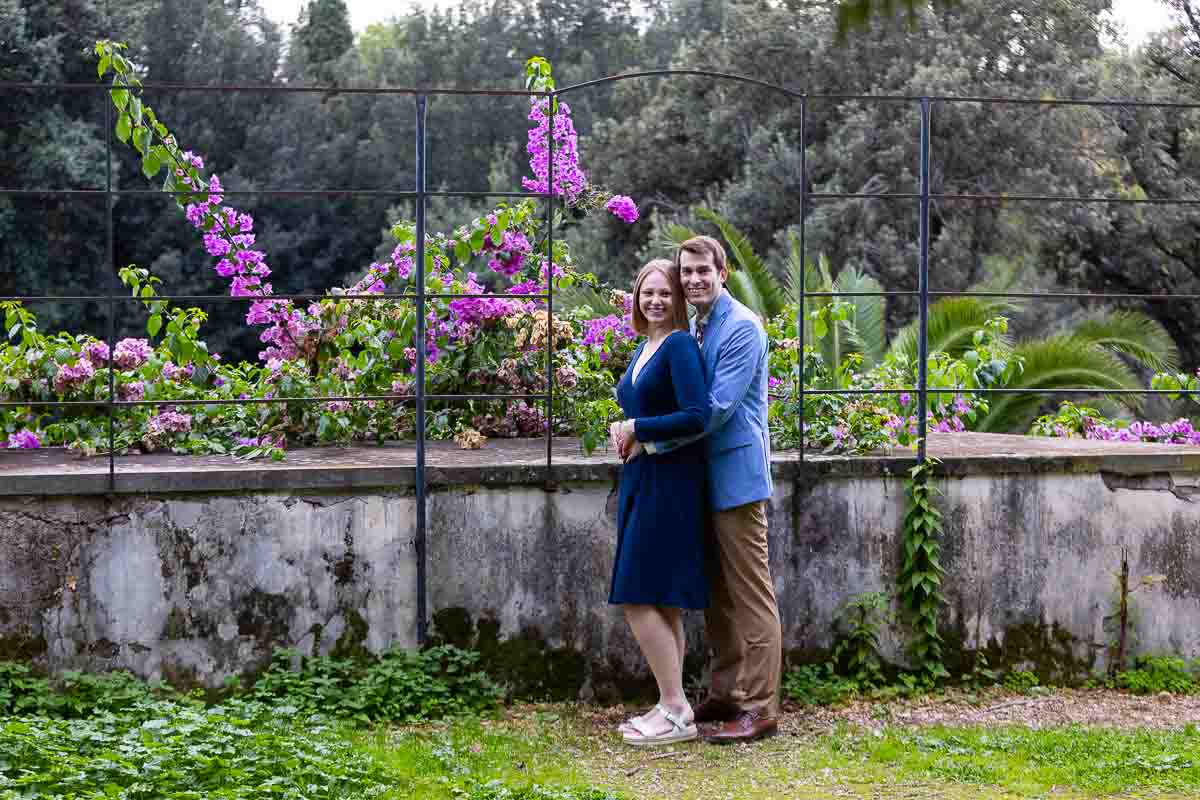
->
[[1, 434, 1198, 694]]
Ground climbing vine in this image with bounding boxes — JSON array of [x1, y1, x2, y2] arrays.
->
[[898, 457, 948, 683]]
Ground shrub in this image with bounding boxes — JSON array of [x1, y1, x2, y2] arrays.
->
[[1116, 656, 1198, 695], [0, 662, 174, 718], [250, 645, 502, 722], [782, 663, 862, 706], [1002, 669, 1041, 693]]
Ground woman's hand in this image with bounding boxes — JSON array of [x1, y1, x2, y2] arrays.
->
[[609, 421, 626, 454], [623, 440, 645, 463]]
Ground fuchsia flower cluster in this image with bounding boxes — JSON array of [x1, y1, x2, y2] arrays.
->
[[179, 152, 317, 361], [484, 229, 533, 277], [581, 315, 637, 361], [522, 98, 587, 202], [605, 195, 639, 224], [6, 431, 40, 449]]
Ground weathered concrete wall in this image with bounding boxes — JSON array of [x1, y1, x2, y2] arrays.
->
[[1, 436, 1198, 692]]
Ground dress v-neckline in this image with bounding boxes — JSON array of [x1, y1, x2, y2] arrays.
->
[[631, 331, 677, 386]]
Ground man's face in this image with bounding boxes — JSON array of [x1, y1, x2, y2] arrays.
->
[[679, 249, 727, 311]]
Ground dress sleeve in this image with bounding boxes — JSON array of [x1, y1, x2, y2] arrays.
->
[[633, 333, 711, 442]]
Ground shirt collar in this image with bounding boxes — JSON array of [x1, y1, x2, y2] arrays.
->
[[693, 289, 727, 327]]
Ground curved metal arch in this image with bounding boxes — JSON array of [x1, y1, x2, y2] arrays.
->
[[554, 68, 806, 99]]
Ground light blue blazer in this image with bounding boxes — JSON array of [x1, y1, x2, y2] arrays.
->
[[646, 290, 773, 511]]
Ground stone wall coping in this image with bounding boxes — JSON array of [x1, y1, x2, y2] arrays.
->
[[4, 432, 1200, 496]]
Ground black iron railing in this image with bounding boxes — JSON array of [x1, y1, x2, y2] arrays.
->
[[4, 72, 1200, 643]]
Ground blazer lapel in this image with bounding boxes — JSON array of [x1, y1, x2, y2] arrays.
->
[[702, 291, 733, 371]]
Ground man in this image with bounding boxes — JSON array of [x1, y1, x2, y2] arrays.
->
[[613, 235, 782, 743]]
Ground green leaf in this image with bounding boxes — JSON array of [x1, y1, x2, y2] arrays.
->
[[453, 239, 470, 264], [97, 54, 111, 77], [111, 88, 128, 110], [469, 228, 485, 251], [142, 152, 162, 179], [116, 113, 131, 143], [489, 226, 504, 247], [388, 338, 406, 360], [147, 315, 162, 338]]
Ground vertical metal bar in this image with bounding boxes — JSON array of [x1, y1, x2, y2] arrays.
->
[[105, 83, 116, 492], [917, 97, 931, 463], [544, 91, 555, 483], [797, 96, 807, 462], [414, 94, 429, 645]]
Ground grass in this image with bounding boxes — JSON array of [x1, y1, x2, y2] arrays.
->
[[351, 705, 1200, 800]]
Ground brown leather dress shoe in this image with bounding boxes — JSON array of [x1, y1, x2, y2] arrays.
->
[[701, 710, 778, 744], [692, 697, 738, 724]]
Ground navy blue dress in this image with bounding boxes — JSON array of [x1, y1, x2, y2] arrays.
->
[[609, 330, 712, 609]]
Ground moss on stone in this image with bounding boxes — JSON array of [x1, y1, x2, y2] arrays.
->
[[430, 607, 475, 650], [332, 608, 370, 660], [429, 607, 589, 701], [0, 632, 47, 661], [162, 607, 190, 640], [981, 620, 1096, 686]]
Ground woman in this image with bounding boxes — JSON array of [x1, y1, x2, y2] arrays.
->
[[607, 258, 711, 746]]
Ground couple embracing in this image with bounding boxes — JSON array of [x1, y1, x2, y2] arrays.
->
[[608, 236, 782, 747]]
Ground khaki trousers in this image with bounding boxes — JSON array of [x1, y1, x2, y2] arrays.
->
[[705, 499, 783, 717]]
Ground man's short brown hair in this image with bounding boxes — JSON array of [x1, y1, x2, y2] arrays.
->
[[676, 235, 727, 274], [630, 258, 690, 335]]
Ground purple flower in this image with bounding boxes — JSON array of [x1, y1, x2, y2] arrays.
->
[[899, 392, 911, 407], [52, 359, 95, 393], [118, 381, 146, 402], [113, 338, 152, 370], [146, 410, 192, 436], [203, 232, 231, 257], [84, 340, 110, 364], [605, 195, 639, 224], [6, 430, 40, 449]]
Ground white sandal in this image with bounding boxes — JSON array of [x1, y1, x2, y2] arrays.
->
[[621, 703, 698, 747]]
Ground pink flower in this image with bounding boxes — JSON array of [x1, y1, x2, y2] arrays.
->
[[112, 338, 152, 370], [84, 340, 110, 364], [52, 359, 95, 394], [146, 410, 192, 436]]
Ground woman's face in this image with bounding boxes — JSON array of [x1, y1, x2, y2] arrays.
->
[[639, 270, 674, 330]]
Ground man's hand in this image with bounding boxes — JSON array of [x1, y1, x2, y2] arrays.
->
[[623, 440, 644, 463]]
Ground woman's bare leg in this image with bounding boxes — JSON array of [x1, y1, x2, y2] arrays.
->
[[623, 604, 691, 735]]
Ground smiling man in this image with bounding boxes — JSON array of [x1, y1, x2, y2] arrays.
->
[[615, 235, 781, 743]]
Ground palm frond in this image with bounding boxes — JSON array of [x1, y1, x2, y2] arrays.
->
[[1070, 310, 1179, 374], [833, 266, 886, 368], [696, 207, 785, 319], [726, 271, 768, 320], [554, 283, 620, 317], [652, 222, 699, 255], [889, 296, 1016, 363], [783, 231, 807, 308], [977, 336, 1142, 433]]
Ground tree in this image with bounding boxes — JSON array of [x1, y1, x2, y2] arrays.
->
[[294, 0, 354, 81]]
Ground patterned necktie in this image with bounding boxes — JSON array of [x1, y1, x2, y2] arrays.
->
[[694, 318, 707, 348]]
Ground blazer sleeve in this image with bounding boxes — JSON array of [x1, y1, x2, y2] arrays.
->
[[644, 317, 763, 454], [704, 317, 764, 434], [632, 333, 711, 443]]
